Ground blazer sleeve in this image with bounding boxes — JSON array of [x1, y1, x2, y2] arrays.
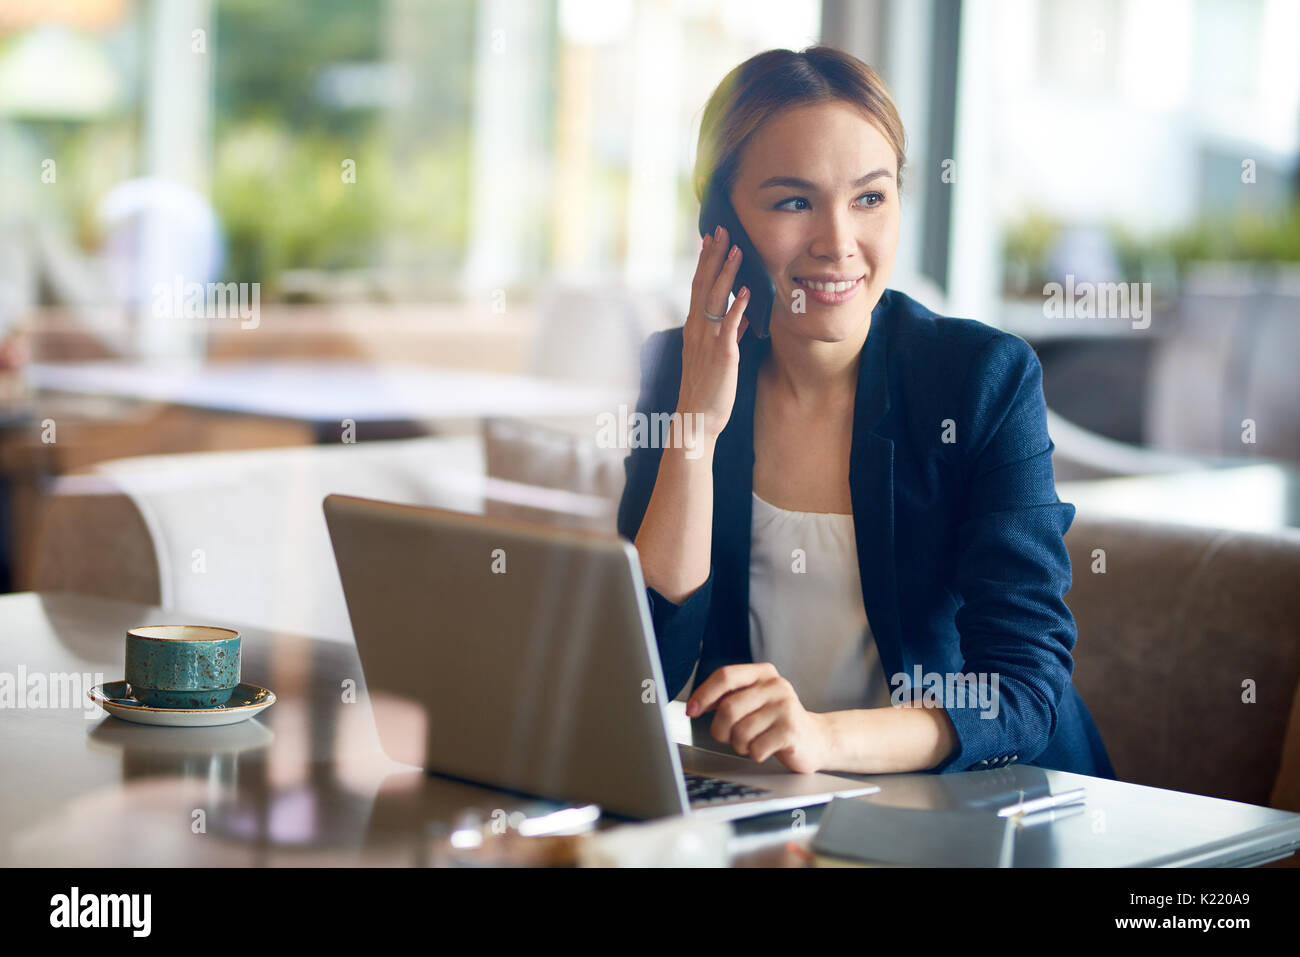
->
[[929, 332, 1078, 773], [615, 329, 713, 701]]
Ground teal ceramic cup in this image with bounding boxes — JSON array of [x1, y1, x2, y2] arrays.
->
[[124, 625, 241, 708]]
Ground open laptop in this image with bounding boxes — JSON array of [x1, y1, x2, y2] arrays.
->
[[323, 493, 880, 822]]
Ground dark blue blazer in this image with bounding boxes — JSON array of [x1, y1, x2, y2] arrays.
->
[[616, 288, 1116, 778]]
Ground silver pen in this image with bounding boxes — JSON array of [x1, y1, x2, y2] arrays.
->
[[995, 787, 1087, 818], [1013, 802, 1087, 828]]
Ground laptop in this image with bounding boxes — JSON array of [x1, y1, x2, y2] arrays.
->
[[323, 493, 880, 822]]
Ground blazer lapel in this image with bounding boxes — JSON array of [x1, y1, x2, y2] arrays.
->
[[850, 297, 903, 681], [708, 331, 766, 666]]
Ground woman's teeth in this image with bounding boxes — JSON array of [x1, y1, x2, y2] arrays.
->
[[795, 278, 860, 292]]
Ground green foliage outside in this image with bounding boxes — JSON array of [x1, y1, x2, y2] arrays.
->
[[1003, 202, 1300, 297], [211, 0, 474, 295]]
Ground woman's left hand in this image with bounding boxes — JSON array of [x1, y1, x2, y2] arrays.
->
[[685, 663, 832, 773]]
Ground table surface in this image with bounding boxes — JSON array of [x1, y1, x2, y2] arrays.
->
[[26, 360, 634, 424], [1059, 462, 1300, 533], [3, 591, 1298, 867]]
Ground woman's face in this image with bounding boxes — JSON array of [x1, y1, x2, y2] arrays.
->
[[729, 100, 900, 343]]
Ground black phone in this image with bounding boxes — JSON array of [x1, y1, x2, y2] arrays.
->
[[697, 177, 775, 339]]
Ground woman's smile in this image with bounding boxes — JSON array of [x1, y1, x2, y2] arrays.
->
[[792, 274, 864, 305]]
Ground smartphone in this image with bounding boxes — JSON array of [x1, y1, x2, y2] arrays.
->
[[697, 177, 775, 339]]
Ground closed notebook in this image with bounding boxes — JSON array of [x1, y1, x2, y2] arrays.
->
[[811, 797, 1016, 867]]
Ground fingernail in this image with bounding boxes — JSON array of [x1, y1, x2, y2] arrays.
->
[[714, 225, 722, 241], [739, 286, 749, 298], [729, 245, 739, 260], [686, 701, 696, 717]]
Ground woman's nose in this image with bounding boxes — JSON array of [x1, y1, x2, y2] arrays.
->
[[808, 207, 858, 261]]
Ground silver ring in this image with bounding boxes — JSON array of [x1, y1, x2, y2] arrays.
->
[[703, 310, 725, 323]]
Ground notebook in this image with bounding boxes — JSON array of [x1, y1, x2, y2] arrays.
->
[[811, 797, 1016, 867]]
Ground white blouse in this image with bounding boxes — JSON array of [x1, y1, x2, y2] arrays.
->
[[746, 489, 894, 714]]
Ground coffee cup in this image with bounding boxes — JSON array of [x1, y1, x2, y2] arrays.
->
[[124, 625, 241, 708]]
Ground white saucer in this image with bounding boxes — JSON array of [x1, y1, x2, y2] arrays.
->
[[88, 680, 276, 727]]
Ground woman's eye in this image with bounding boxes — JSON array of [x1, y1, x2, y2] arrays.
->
[[775, 193, 884, 211]]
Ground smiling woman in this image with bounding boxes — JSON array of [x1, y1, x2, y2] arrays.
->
[[695, 50, 904, 345], [618, 45, 1116, 780]]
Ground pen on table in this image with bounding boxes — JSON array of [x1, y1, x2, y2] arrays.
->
[[1012, 802, 1087, 829], [995, 787, 1086, 818]]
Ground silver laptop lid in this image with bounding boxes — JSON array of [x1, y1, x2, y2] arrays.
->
[[323, 493, 690, 819]]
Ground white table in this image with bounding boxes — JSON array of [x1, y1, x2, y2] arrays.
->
[[3, 591, 1299, 867], [28, 359, 634, 428]]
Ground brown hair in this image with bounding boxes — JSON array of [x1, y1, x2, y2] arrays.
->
[[693, 45, 907, 205]]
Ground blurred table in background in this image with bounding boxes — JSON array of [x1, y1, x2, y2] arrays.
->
[[1059, 463, 1300, 533], [26, 359, 633, 442]]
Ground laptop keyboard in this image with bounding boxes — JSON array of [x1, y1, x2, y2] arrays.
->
[[684, 771, 771, 805]]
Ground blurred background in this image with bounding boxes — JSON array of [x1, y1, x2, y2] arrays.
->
[[2, 0, 1299, 614]]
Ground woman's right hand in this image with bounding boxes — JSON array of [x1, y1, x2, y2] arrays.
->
[[677, 225, 751, 440]]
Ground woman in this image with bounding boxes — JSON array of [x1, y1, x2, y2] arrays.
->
[[617, 46, 1116, 779]]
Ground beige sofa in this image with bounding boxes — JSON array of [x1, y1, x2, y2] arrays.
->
[[29, 419, 1300, 818]]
